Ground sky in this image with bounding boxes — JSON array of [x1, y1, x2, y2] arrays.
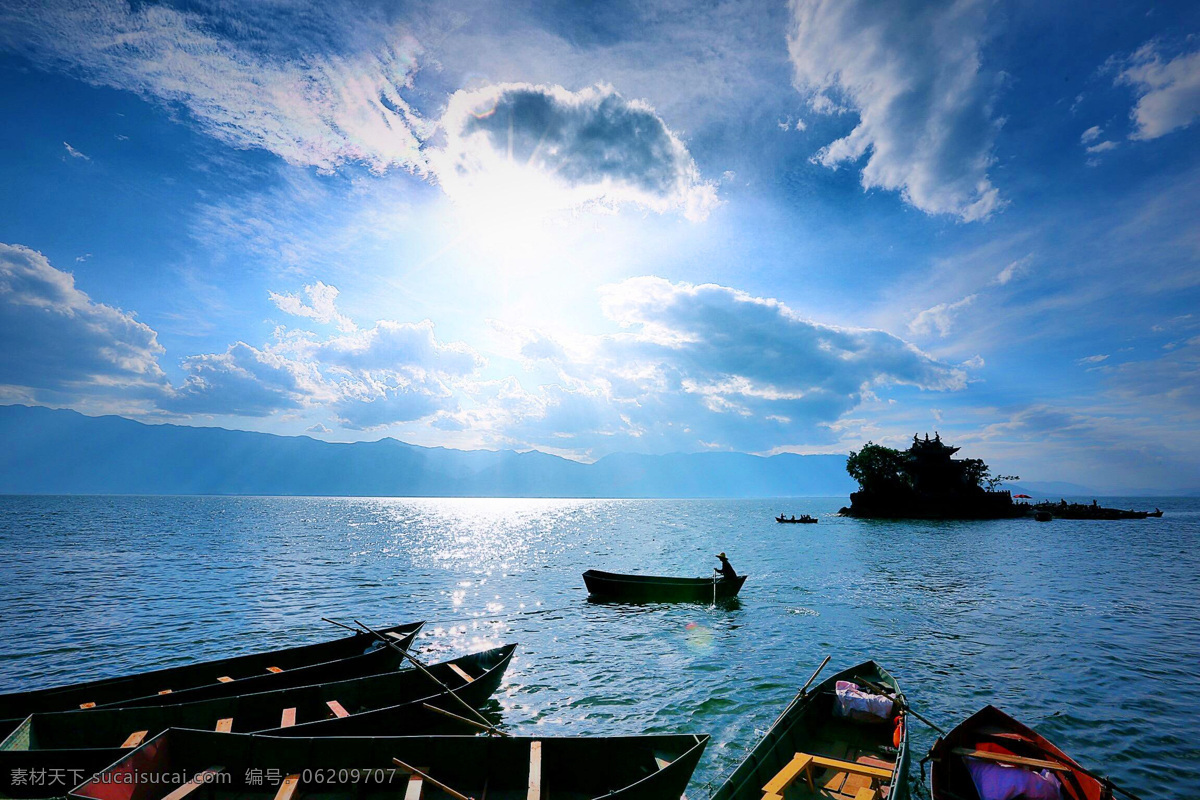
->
[[1, 0, 1198, 491]]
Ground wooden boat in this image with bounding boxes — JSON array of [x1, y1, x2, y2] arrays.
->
[[70, 727, 709, 800], [927, 705, 1112, 800], [0, 621, 423, 725], [776, 515, 818, 524], [0, 645, 515, 798], [712, 660, 909, 800], [583, 570, 747, 603]]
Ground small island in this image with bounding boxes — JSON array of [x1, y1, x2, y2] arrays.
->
[[838, 433, 1023, 519]]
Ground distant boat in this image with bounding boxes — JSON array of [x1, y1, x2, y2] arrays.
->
[[70, 727, 710, 800], [1034, 510, 1053, 522], [712, 659, 910, 800], [583, 570, 747, 603], [928, 705, 1112, 800], [1148, 508, 1163, 517], [776, 514, 818, 524]]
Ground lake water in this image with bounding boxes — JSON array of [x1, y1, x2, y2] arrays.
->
[[1, 495, 1197, 796]]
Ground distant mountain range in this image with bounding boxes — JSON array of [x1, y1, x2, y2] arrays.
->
[[0, 405, 856, 497], [1, 405, 1191, 498]]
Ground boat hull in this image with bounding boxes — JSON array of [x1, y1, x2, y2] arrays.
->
[[0, 645, 515, 799], [69, 728, 709, 800], [711, 660, 910, 800], [583, 570, 746, 603], [0, 622, 422, 724], [928, 705, 1109, 800]]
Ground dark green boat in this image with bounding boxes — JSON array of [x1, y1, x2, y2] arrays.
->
[[583, 570, 747, 603], [0, 621, 423, 725], [712, 660, 910, 800], [0, 644, 515, 798], [70, 727, 709, 800]]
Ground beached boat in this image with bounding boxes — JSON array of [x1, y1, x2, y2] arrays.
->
[[927, 705, 1112, 800], [69, 727, 709, 800], [712, 660, 909, 800], [0, 645, 514, 798], [776, 515, 818, 524], [0, 621, 423, 725], [583, 570, 747, 603]]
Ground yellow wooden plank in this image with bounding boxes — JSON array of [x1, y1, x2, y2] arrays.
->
[[448, 664, 474, 683], [158, 689, 172, 695], [215, 718, 233, 733], [810, 755, 894, 781], [217, 676, 233, 683], [121, 731, 148, 748], [267, 666, 283, 673], [79, 702, 96, 709], [280, 707, 296, 728], [326, 700, 350, 718], [951, 748, 1069, 772], [854, 789, 877, 800], [763, 753, 813, 794], [527, 741, 542, 800], [274, 774, 300, 800], [161, 767, 223, 800]]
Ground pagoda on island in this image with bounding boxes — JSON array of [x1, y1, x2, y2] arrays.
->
[[839, 433, 1023, 519]]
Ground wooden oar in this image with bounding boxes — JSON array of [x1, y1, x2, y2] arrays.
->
[[853, 675, 946, 735], [353, 619, 508, 737], [392, 759, 474, 800], [798, 656, 831, 698]]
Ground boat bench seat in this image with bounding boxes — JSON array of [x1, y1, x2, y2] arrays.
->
[[761, 752, 893, 800]]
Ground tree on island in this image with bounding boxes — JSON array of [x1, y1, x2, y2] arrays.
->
[[841, 433, 1022, 519]]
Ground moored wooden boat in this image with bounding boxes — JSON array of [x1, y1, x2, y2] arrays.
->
[[69, 727, 709, 800], [0, 621, 423, 725], [927, 705, 1112, 800], [0, 645, 515, 798], [583, 570, 747, 603], [712, 660, 909, 800]]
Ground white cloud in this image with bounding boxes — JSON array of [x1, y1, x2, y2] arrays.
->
[[909, 294, 978, 338], [1086, 140, 1119, 154], [788, 0, 1004, 221], [430, 83, 719, 221], [62, 141, 89, 160], [1078, 354, 1109, 365], [1080, 126, 1103, 144], [307, 423, 332, 434], [994, 255, 1032, 285], [1117, 42, 1200, 140], [481, 277, 967, 454], [0, 243, 167, 400], [1, 1, 425, 173], [270, 282, 356, 332], [167, 307, 482, 429]]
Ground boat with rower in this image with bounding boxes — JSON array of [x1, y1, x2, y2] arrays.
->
[[0, 645, 515, 798], [776, 515, 818, 524], [927, 705, 1114, 800], [712, 659, 910, 800], [0, 621, 423, 727], [582, 570, 747, 603], [69, 727, 709, 800]]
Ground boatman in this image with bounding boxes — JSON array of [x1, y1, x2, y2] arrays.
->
[[715, 552, 738, 580]]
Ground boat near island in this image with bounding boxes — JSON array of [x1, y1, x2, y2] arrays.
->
[[583, 570, 747, 603], [927, 705, 1113, 800], [712, 659, 909, 800], [776, 514, 818, 524]]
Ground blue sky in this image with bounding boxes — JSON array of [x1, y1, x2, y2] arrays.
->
[[1, 0, 1198, 491]]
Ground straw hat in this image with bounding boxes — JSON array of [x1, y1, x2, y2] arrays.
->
[[717, 552, 727, 559]]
